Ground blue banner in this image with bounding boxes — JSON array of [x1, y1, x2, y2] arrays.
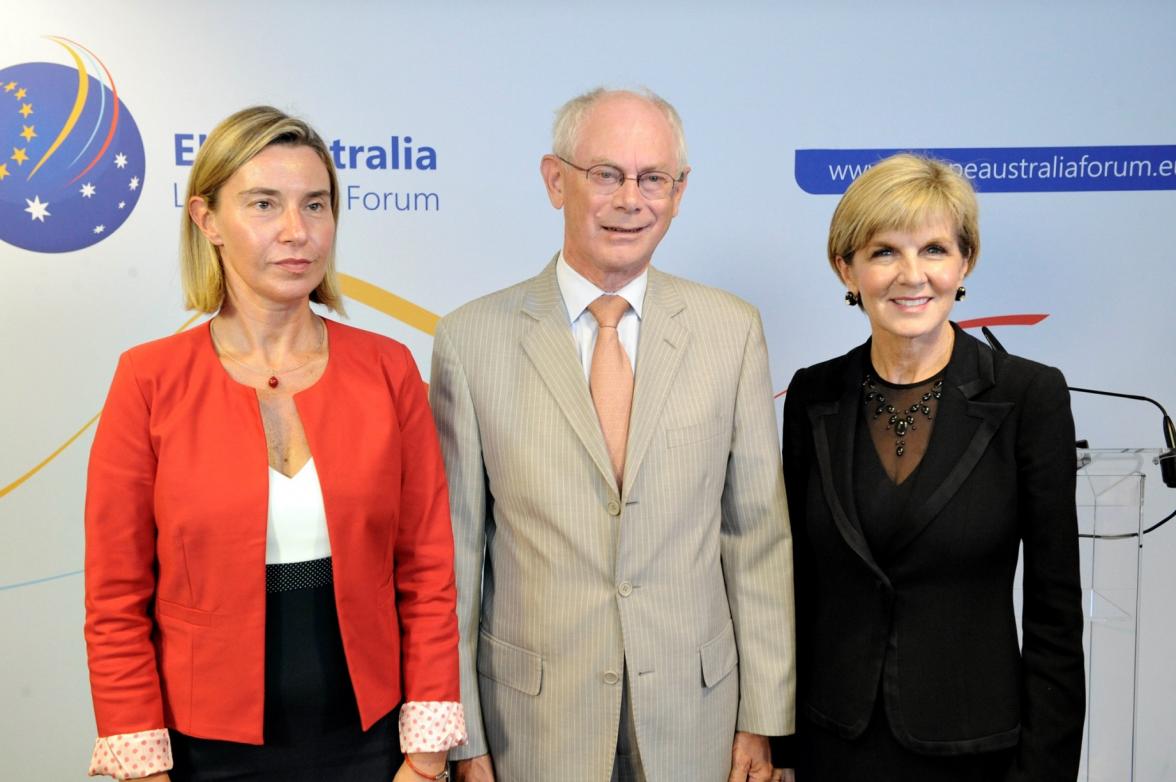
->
[[795, 145, 1176, 194]]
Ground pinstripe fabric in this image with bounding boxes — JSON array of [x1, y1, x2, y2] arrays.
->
[[430, 258, 796, 782]]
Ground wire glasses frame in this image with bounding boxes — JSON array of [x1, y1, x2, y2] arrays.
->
[[556, 156, 684, 200]]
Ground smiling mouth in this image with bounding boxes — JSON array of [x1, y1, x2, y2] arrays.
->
[[602, 226, 646, 234], [893, 297, 932, 308]]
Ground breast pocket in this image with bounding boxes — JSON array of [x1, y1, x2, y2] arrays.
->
[[665, 418, 725, 449]]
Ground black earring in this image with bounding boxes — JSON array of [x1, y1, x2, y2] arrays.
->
[[844, 291, 861, 306], [955, 286, 966, 302]]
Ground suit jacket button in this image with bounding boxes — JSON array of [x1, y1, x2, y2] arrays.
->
[[607, 500, 621, 516], [603, 670, 620, 685], [618, 581, 633, 597]]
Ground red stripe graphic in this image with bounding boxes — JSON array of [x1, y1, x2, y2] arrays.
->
[[957, 313, 1048, 328], [773, 314, 1050, 398], [65, 38, 120, 185]]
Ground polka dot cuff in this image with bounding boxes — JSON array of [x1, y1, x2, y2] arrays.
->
[[88, 729, 171, 779], [88, 701, 465, 774], [399, 701, 468, 753]]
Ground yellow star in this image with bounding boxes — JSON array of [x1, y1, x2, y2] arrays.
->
[[19, 103, 33, 118], [20, 125, 36, 142], [14, 87, 27, 100], [0, 162, 8, 181], [11, 147, 29, 165], [3, 82, 15, 92]]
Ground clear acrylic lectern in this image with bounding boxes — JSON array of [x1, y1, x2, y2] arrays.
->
[[1075, 448, 1157, 782]]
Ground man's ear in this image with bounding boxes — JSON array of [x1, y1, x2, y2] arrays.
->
[[669, 166, 690, 218], [540, 154, 565, 209]]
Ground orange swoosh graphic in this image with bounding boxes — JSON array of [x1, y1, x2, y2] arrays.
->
[[1, 277, 438, 499], [63, 37, 121, 185], [338, 273, 439, 335], [0, 312, 203, 498], [0, 411, 102, 499], [28, 37, 89, 180]]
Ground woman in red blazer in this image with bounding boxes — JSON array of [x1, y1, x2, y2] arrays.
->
[[772, 154, 1085, 781], [84, 106, 464, 781]]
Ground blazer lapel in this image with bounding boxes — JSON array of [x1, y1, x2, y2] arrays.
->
[[889, 328, 1013, 554], [621, 268, 690, 500], [809, 343, 887, 582], [519, 258, 618, 492]]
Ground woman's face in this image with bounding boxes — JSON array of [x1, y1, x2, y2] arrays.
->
[[836, 214, 969, 348], [192, 144, 334, 310]]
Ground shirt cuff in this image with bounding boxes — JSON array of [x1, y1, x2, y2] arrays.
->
[[399, 700, 468, 753], [89, 729, 172, 779]]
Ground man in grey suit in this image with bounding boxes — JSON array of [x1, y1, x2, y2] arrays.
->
[[430, 87, 795, 782]]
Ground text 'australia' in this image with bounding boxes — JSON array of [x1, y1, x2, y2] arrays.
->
[[331, 137, 436, 171], [174, 134, 437, 171]]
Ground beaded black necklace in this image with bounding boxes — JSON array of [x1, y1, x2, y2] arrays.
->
[[862, 374, 944, 457]]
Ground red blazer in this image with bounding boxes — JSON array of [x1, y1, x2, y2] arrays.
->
[[84, 319, 460, 744]]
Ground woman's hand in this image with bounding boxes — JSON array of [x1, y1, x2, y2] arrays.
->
[[392, 762, 418, 781], [395, 751, 449, 780]]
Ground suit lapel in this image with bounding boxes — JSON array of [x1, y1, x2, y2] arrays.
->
[[808, 343, 887, 581], [621, 268, 690, 499], [519, 259, 618, 492], [889, 328, 1013, 554]]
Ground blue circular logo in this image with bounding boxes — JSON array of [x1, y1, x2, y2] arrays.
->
[[0, 39, 145, 253]]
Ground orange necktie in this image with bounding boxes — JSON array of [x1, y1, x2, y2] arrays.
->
[[588, 295, 634, 488]]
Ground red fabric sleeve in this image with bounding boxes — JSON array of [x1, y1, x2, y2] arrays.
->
[[388, 346, 461, 703], [84, 351, 166, 736]]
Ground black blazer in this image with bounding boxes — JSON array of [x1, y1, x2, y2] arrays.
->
[[778, 325, 1085, 780]]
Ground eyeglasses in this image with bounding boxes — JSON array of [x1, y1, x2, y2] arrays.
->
[[556, 156, 684, 200]]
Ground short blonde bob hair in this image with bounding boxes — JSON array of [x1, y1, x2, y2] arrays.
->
[[828, 153, 979, 276], [181, 105, 345, 314]]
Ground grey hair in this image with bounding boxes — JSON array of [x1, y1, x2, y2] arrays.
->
[[551, 87, 689, 172]]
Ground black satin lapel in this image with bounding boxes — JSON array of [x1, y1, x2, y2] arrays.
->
[[809, 394, 885, 581], [889, 337, 1013, 555]]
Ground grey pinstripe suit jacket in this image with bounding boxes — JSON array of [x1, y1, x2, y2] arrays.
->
[[429, 259, 795, 781]]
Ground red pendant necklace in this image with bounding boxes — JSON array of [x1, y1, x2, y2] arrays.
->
[[210, 317, 326, 389]]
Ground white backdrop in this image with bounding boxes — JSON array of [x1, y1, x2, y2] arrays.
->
[[2, 1, 1174, 778]]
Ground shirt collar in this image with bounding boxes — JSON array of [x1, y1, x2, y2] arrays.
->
[[556, 252, 648, 324]]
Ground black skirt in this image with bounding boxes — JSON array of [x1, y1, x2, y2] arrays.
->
[[169, 558, 401, 781]]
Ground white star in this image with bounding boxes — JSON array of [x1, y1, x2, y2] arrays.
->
[[118, 201, 126, 209], [129, 176, 140, 191], [93, 224, 106, 234], [114, 153, 127, 168], [24, 195, 50, 222], [80, 182, 96, 198]]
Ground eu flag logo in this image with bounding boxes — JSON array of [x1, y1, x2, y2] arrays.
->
[[0, 38, 145, 253]]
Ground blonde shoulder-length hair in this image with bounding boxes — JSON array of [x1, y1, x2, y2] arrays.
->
[[180, 105, 345, 314]]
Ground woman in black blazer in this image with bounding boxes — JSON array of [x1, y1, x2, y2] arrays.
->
[[774, 153, 1085, 781]]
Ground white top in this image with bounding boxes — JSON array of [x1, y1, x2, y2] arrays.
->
[[265, 458, 331, 564], [556, 252, 646, 379]]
